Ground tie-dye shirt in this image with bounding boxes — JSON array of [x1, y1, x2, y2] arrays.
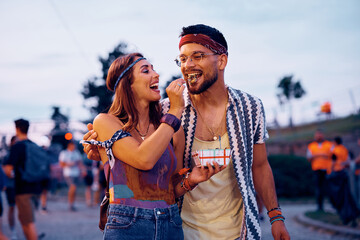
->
[[82, 129, 178, 209]]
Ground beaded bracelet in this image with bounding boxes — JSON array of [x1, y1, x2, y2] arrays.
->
[[270, 215, 285, 221], [270, 218, 285, 225], [267, 207, 281, 215], [268, 210, 283, 219], [180, 171, 198, 192]]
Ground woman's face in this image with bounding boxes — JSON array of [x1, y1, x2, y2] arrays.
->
[[131, 58, 161, 103]]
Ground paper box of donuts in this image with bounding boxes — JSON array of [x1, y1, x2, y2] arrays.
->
[[192, 149, 231, 167]]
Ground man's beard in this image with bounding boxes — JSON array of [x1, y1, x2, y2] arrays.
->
[[187, 72, 218, 95]]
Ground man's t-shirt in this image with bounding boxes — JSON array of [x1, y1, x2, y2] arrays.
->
[[3, 140, 42, 195]]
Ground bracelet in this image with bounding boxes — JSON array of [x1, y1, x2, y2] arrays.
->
[[267, 207, 281, 215], [270, 218, 285, 225], [160, 113, 181, 132], [268, 210, 283, 219], [269, 215, 285, 221], [180, 172, 198, 192]]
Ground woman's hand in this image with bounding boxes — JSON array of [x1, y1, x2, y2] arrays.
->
[[188, 162, 227, 187], [166, 78, 185, 118], [82, 123, 101, 161]]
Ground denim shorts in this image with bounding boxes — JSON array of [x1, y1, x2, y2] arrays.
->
[[103, 204, 184, 240]]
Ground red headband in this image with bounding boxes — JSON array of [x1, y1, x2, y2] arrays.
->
[[179, 34, 228, 55]]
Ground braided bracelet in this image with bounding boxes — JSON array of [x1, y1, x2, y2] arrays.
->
[[270, 215, 285, 221], [270, 218, 285, 225], [268, 210, 283, 218], [267, 207, 281, 215], [180, 172, 198, 192]]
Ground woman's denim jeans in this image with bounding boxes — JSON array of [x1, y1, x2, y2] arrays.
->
[[103, 204, 184, 240]]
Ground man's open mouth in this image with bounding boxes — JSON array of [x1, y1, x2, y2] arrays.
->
[[187, 73, 202, 84]]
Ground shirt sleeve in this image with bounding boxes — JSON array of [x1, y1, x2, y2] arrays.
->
[[58, 151, 65, 162], [254, 99, 269, 144], [75, 151, 83, 162], [3, 143, 22, 166], [306, 148, 313, 159]]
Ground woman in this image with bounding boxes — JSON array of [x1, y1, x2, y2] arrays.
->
[[82, 53, 223, 240]]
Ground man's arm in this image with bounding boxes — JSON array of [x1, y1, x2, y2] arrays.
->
[[2, 144, 20, 178], [2, 165, 14, 178], [252, 143, 290, 240]]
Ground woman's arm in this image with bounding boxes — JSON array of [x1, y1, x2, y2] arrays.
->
[[94, 111, 182, 171], [94, 79, 185, 170], [173, 126, 185, 172]]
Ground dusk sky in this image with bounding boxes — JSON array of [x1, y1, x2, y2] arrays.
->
[[1, 0, 359, 130]]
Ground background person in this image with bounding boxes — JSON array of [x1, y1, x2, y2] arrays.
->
[[0, 165, 8, 240], [330, 136, 349, 173], [58, 141, 82, 211], [307, 129, 332, 212], [2, 136, 17, 239], [82, 155, 94, 207], [2, 119, 42, 240], [327, 136, 360, 225]]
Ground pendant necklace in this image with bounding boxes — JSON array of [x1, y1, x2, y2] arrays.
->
[[135, 122, 150, 140], [193, 100, 227, 141]]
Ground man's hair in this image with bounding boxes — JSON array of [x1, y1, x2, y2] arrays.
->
[[14, 118, 29, 134], [334, 136, 342, 145], [180, 24, 228, 53]]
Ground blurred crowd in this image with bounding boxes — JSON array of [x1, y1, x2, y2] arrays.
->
[[306, 129, 360, 226], [0, 119, 105, 240]]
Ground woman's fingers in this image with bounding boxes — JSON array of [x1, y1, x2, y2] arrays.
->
[[83, 130, 93, 141], [87, 123, 93, 131]]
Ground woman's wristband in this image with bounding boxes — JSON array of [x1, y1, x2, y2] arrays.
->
[[160, 113, 181, 132]]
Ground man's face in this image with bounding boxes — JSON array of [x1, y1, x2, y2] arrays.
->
[[314, 131, 324, 142], [179, 43, 219, 94]]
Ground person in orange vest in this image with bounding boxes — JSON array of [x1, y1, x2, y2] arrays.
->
[[354, 138, 360, 204], [330, 136, 349, 174], [307, 129, 333, 211]]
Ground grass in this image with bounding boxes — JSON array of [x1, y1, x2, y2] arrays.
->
[[305, 211, 343, 225], [305, 210, 360, 228], [267, 114, 360, 143]]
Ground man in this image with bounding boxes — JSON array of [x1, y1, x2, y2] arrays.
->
[[327, 136, 360, 225], [3, 119, 42, 240], [83, 24, 289, 240], [307, 129, 332, 211], [59, 141, 83, 211], [330, 136, 349, 173], [3, 136, 17, 239]]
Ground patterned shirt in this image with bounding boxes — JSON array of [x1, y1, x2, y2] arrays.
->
[[161, 85, 269, 240], [81, 129, 178, 208]]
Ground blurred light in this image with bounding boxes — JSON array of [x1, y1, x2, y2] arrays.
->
[[321, 102, 331, 113], [65, 132, 73, 140]]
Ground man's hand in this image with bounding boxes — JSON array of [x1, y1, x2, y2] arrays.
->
[[271, 220, 290, 240], [189, 162, 226, 186], [82, 123, 101, 161]]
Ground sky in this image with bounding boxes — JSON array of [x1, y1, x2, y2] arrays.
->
[[0, 0, 359, 130]]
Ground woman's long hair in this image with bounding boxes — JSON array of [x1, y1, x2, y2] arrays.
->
[[106, 53, 161, 132]]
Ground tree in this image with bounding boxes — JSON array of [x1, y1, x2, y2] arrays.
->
[[277, 75, 306, 127], [161, 74, 182, 99], [82, 42, 129, 118], [49, 106, 70, 149], [51, 106, 68, 131]]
